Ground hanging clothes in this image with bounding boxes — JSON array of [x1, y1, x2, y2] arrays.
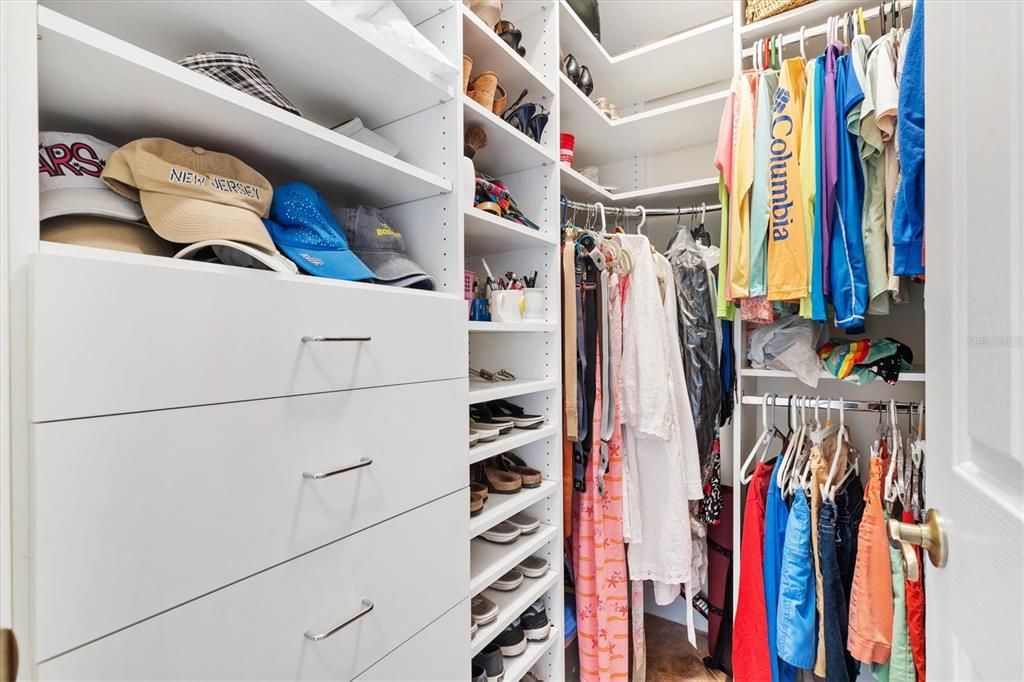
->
[[810, 54, 829, 321], [733, 461, 773, 681], [727, 72, 757, 300], [798, 56, 819, 318], [776, 488, 817, 669], [764, 456, 797, 682], [749, 68, 779, 298], [767, 56, 809, 301], [893, 2, 925, 277], [820, 41, 843, 299]]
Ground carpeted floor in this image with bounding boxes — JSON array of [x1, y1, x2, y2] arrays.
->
[[644, 614, 729, 682]]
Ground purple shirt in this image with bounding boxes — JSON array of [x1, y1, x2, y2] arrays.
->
[[819, 41, 843, 297]]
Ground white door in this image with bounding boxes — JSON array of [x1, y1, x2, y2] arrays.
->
[[926, 2, 1024, 679]]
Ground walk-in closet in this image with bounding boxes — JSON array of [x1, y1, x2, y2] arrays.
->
[[0, 1, 1021, 681]]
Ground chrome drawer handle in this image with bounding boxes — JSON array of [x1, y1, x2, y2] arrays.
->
[[302, 457, 372, 480], [304, 599, 374, 641], [301, 336, 372, 342]]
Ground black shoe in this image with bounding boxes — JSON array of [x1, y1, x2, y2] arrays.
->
[[520, 599, 551, 641], [494, 619, 528, 656], [473, 643, 505, 682], [577, 65, 593, 96], [471, 662, 488, 682]]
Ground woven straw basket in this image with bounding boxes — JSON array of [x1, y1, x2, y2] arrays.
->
[[745, 0, 813, 24]]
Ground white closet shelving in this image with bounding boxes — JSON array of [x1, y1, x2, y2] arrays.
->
[[557, 0, 733, 209], [460, 2, 564, 680]]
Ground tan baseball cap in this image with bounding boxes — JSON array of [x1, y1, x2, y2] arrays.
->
[[41, 215, 178, 257], [101, 138, 275, 252]]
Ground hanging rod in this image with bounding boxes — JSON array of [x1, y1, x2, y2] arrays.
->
[[562, 199, 722, 218], [740, 0, 913, 58], [741, 394, 924, 414]]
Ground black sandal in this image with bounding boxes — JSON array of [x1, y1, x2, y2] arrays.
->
[[488, 399, 545, 429]]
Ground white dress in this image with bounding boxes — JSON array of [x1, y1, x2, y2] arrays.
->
[[618, 238, 703, 603]]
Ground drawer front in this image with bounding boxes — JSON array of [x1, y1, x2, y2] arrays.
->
[[32, 380, 465, 661], [356, 600, 469, 681], [37, 492, 468, 680], [30, 253, 466, 421]]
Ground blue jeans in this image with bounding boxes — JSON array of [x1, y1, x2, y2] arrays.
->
[[819, 475, 865, 681], [777, 489, 816, 669]]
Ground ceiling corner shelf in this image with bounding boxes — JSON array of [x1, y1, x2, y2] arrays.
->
[[37, 7, 451, 208], [559, 0, 733, 105], [393, 0, 453, 27], [461, 3, 555, 101], [463, 96, 557, 177], [559, 74, 729, 167], [560, 166, 719, 208]]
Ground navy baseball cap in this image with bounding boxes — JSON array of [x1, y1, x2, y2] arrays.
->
[[263, 182, 373, 281]]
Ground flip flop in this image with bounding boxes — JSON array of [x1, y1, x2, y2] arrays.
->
[[507, 512, 541, 534], [470, 491, 485, 515], [472, 420, 502, 442], [471, 481, 489, 503], [489, 399, 545, 429], [517, 555, 549, 578], [491, 567, 525, 591], [483, 459, 523, 493], [472, 594, 499, 625], [481, 520, 521, 543], [471, 404, 515, 434]]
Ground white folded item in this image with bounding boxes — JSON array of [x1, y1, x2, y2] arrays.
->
[[332, 117, 401, 157]]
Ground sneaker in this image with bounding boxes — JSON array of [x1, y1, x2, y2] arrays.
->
[[472, 643, 505, 682], [471, 662, 487, 682], [472, 594, 499, 625], [493, 619, 528, 656], [490, 567, 524, 591], [517, 555, 548, 578], [519, 599, 551, 641], [481, 520, 521, 544]]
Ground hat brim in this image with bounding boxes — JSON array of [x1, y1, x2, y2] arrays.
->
[[354, 249, 436, 290], [40, 187, 145, 222], [40, 215, 176, 257], [140, 191, 276, 252], [174, 239, 298, 274], [274, 240, 374, 281]]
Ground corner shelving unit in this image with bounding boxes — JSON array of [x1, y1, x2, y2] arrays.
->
[[460, 3, 564, 680], [557, 0, 733, 209]]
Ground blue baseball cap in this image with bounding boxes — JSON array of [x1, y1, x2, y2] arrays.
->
[[263, 182, 373, 281]]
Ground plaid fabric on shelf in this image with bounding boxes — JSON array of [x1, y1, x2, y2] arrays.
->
[[178, 52, 300, 116]]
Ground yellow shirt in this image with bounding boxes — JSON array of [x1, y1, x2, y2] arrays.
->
[[766, 57, 808, 301], [728, 72, 757, 300], [798, 58, 818, 317]]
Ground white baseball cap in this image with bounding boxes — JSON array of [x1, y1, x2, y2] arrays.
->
[[174, 240, 298, 274], [38, 132, 145, 222]]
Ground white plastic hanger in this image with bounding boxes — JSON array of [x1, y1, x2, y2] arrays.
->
[[740, 393, 774, 484], [635, 205, 646, 235], [884, 399, 903, 506], [776, 32, 784, 66], [776, 397, 801, 490], [799, 25, 807, 60], [821, 397, 850, 501], [594, 201, 607, 234]]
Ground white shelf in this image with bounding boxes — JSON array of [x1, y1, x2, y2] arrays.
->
[[464, 207, 557, 255], [468, 321, 558, 333], [503, 627, 560, 682], [469, 378, 559, 404], [560, 166, 719, 207], [585, 0, 734, 55], [37, 8, 451, 208], [42, 0, 455, 130], [394, 0, 453, 26], [740, 367, 927, 383], [559, 74, 728, 167], [461, 4, 555, 102], [469, 479, 559, 539], [740, 0, 879, 41], [559, 0, 733, 105], [470, 570, 560, 656], [470, 524, 558, 596], [464, 96, 557, 177], [470, 424, 558, 465]]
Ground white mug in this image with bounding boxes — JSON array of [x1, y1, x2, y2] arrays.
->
[[489, 290, 524, 322], [522, 288, 546, 320]]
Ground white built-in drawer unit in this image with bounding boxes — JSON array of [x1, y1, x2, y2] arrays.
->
[[31, 378, 464, 661], [30, 252, 466, 421], [36, 491, 467, 679], [355, 600, 468, 681]]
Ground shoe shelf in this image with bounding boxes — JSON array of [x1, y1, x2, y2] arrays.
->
[[503, 627, 560, 682], [470, 424, 558, 465], [469, 378, 559, 405], [465, 207, 558, 256], [470, 479, 559, 539], [471, 569, 559, 657], [461, 3, 555, 103], [464, 96, 557, 177], [470, 523, 558, 596], [559, 73, 729, 168], [42, 0, 456, 130], [37, 8, 451, 208], [468, 321, 558, 333], [559, 0, 733, 106], [559, 165, 719, 208]]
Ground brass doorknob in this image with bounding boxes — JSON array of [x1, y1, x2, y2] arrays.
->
[[888, 508, 948, 573]]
